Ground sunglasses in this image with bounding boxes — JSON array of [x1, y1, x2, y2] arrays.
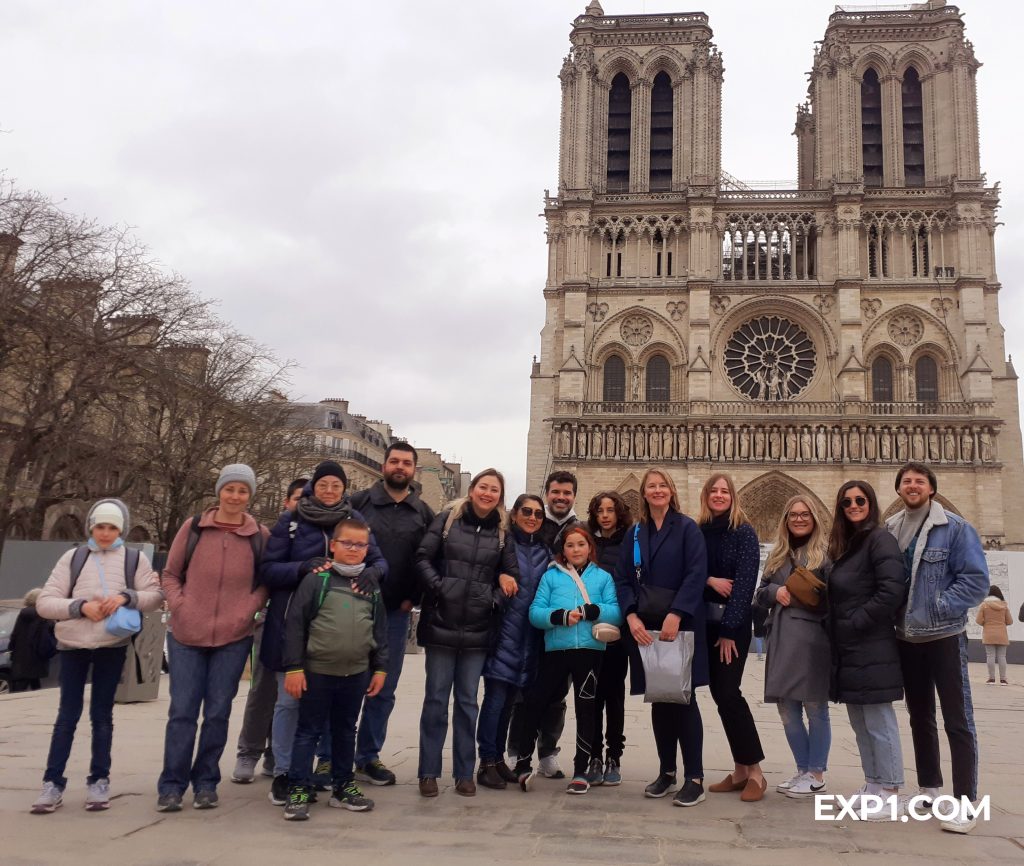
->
[[518, 507, 544, 519], [841, 496, 868, 509]]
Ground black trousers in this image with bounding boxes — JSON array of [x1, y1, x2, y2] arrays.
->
[[507, 692, 566, 760], [592, 639, 628, 761], [898, 634, 978, 801], [706, 624, 764, 766], [652, 701, 704, 780], [515, 650, 603, 777]]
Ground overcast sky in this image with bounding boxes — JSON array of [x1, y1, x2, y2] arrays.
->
[[4, 0, 1021, 499]]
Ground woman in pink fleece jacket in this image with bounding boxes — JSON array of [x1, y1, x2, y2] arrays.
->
[[156, 464, 269, 813], [32, 498, 163, 814]]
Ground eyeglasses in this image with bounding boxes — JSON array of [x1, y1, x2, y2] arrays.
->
[[840, 496, 868, 509], [332, 540, 368, 550], [787, 511, 812, 521], [518, 507, 544, 519]]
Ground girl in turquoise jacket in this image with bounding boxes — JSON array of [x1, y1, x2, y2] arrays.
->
[[513, 525, 621, 795]]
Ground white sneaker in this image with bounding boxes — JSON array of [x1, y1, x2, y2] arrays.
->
[[776, 772, 803, 793], [864, 793, 907, 822], [785, 773, 827, 799], [940, 811, 978, 834], [85, 778, 110, 811], [846, 783, 869, 811], [538, 755, 564, 779], [31, 782, 64, 814], [918, 786, 941, 805]]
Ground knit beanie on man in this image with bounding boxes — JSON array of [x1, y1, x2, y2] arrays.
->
[[216, 463, 257, 496], [311, 460, 348, 490]]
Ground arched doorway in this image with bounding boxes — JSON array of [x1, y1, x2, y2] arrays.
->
[[49, 513, 84, 541], [126, 525, 151, 543], [737, 471, 832, 542]]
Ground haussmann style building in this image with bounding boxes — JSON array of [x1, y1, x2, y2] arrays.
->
[[526, 0, 1023, 547]]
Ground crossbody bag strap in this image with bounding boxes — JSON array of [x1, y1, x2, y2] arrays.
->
[[566, 566, 592, 606], [633, 524, 643, 583]]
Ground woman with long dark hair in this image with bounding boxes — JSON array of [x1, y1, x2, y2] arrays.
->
[[415, 468, 519, 798], [614, 469, 708, 807], [585, 491, 632, 786], [698, 473, 767, 802], [755, 495, 832, 798], [827, 480, 908, 819]]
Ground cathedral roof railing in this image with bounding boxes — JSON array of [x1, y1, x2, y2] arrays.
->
[[553, 399, 983, 419]]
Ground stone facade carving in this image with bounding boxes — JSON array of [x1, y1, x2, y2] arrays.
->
[[587, 302, 609, 321], [620, 315, 653, 346], [666, 300, 687, 321], [724, 316, 816, 401], [861, 298, 882, 319], [888, 314, 924, 347]]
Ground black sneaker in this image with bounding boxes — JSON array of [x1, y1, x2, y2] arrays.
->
[[355, 760, 396, 786], [644, 772, 677, 799], [269, 774, 289, 806], [284, 786, 312, 821], [673, 779, 705, 807], [329, 782, 374, 812], [155, 792, 182, 813], [192, 790, 219, 810], [312, 759, 332, 791]]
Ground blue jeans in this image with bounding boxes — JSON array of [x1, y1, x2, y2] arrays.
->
[[777, 699, 831, 774], [158, 634, 252, 796], [846, 702, 905, 788], [44, 646, 127, 788], [271, 672, 331, 777], [418, 646, 487, 780], [477, 677, 517, 762], [290, 671, 369, 788], [354, 609, 410, 767]]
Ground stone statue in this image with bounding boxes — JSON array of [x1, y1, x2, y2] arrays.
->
[[783, 427, 797, 462], [912, 427, 925, 460], [724, 427, 735, 460], [663, 427, 675, 460], [961, 429, 974, 462], [576, 426, 587, 458], [943, 428, 957, 462], [709, 427, 721, 460], [927, 428, 940, 462], [559, 425, 572, 457], [738, 426, 750, 460], [649, 426, 661, 460], [831, 426, 843, 462], [693, 424, 706, 459], [865, 426, 877, 461], [634, 425, 646, 460], [754, 427, 766, 460], [606, 426, 617, 458], [631, 368, 641, 401], [677, 426, 688, 460], [800, 426, 813, 461], [880, 428, 892, 461], [591, 425, 603, 458], [619, 425, 631, 460], [815, 426, 828, 460], [980, 428, 994, 462], [769, 426, 782, 460], [848, 426, 861, 461], [895, 426, 909, 462]]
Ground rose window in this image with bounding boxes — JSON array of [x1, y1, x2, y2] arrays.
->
[[724, 316, 817, 400]]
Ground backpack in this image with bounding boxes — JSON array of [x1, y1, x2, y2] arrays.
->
[[68, 545, 140, 595], [179, 515, 264, 586]]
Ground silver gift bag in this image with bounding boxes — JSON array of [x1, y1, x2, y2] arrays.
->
[[638, 630, 694, 704]]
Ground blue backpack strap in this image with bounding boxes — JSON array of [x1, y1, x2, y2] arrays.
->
[[68, 546, 92, 597]]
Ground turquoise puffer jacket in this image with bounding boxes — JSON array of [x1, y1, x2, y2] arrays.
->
[[529, 561, 622, 652]]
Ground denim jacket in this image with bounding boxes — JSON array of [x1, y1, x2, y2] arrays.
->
[[886, 500, 989, 641]]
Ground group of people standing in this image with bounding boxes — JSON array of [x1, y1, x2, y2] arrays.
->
[[22, 449, 992, 834]]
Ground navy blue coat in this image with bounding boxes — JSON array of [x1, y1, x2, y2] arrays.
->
[[258, 495, 387, 672], [614, 511, 709, 694], [482, 528, 550, 687]]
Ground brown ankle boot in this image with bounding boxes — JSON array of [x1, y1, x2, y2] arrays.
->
[[477, 761, 507, 790], [495, 760, 517, 784]]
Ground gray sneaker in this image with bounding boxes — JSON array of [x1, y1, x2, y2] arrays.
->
[[31, 782, 64, 814], [156, 793, 182, 812], [232, 756, 258, 784], [85, 778, 111, 811], [192, 790, 219, 810]]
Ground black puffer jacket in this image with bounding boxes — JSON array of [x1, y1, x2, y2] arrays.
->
[[593, 524, 629, 574], [416, 498, 520, 651], [828, 525, 908, 704]]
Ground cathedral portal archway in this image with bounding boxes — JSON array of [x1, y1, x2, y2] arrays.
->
[[737, 471, 831, 542]]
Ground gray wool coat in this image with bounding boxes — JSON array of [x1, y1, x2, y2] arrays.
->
[[754, 553, 832, 704]]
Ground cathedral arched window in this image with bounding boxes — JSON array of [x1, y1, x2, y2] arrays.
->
[[649, 72, 673, 192], [603, 355, 626, 402], [872, 356, 894, 402], [645, 354, 670, 403], [902, 66, 925, 187], [911, 225, 930, 277], [607, 73, 632, 192], [861, 67, 884, 188], [915, 355, 939, 403]]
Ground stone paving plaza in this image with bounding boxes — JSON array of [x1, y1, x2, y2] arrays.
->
[[2, 656, 1022, 865]]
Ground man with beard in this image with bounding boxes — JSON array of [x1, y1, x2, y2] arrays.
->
[[232, 478, 308, 784], [350, 443, 436, 785], [539, 471, 581, 549]]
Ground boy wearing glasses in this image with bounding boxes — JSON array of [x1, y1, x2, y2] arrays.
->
[[280, 519, 388, 821]]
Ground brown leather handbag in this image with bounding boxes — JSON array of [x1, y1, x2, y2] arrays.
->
[[784, 556, 827, 611]]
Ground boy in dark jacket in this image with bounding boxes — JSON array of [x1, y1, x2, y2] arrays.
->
[[281, 519, 388, 821]]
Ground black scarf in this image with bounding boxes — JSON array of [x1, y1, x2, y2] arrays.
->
[[296, 495, 352, 528], [461, 503, 500, 530]]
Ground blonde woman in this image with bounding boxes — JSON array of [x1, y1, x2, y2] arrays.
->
[[698, 474, 766, 802], [755, 496, 832, 798]]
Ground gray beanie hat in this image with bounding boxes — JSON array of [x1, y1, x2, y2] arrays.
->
[[216, 463, 257, 496]]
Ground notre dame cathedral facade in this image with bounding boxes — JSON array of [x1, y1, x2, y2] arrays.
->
[[526, 1, 1023, 547]]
